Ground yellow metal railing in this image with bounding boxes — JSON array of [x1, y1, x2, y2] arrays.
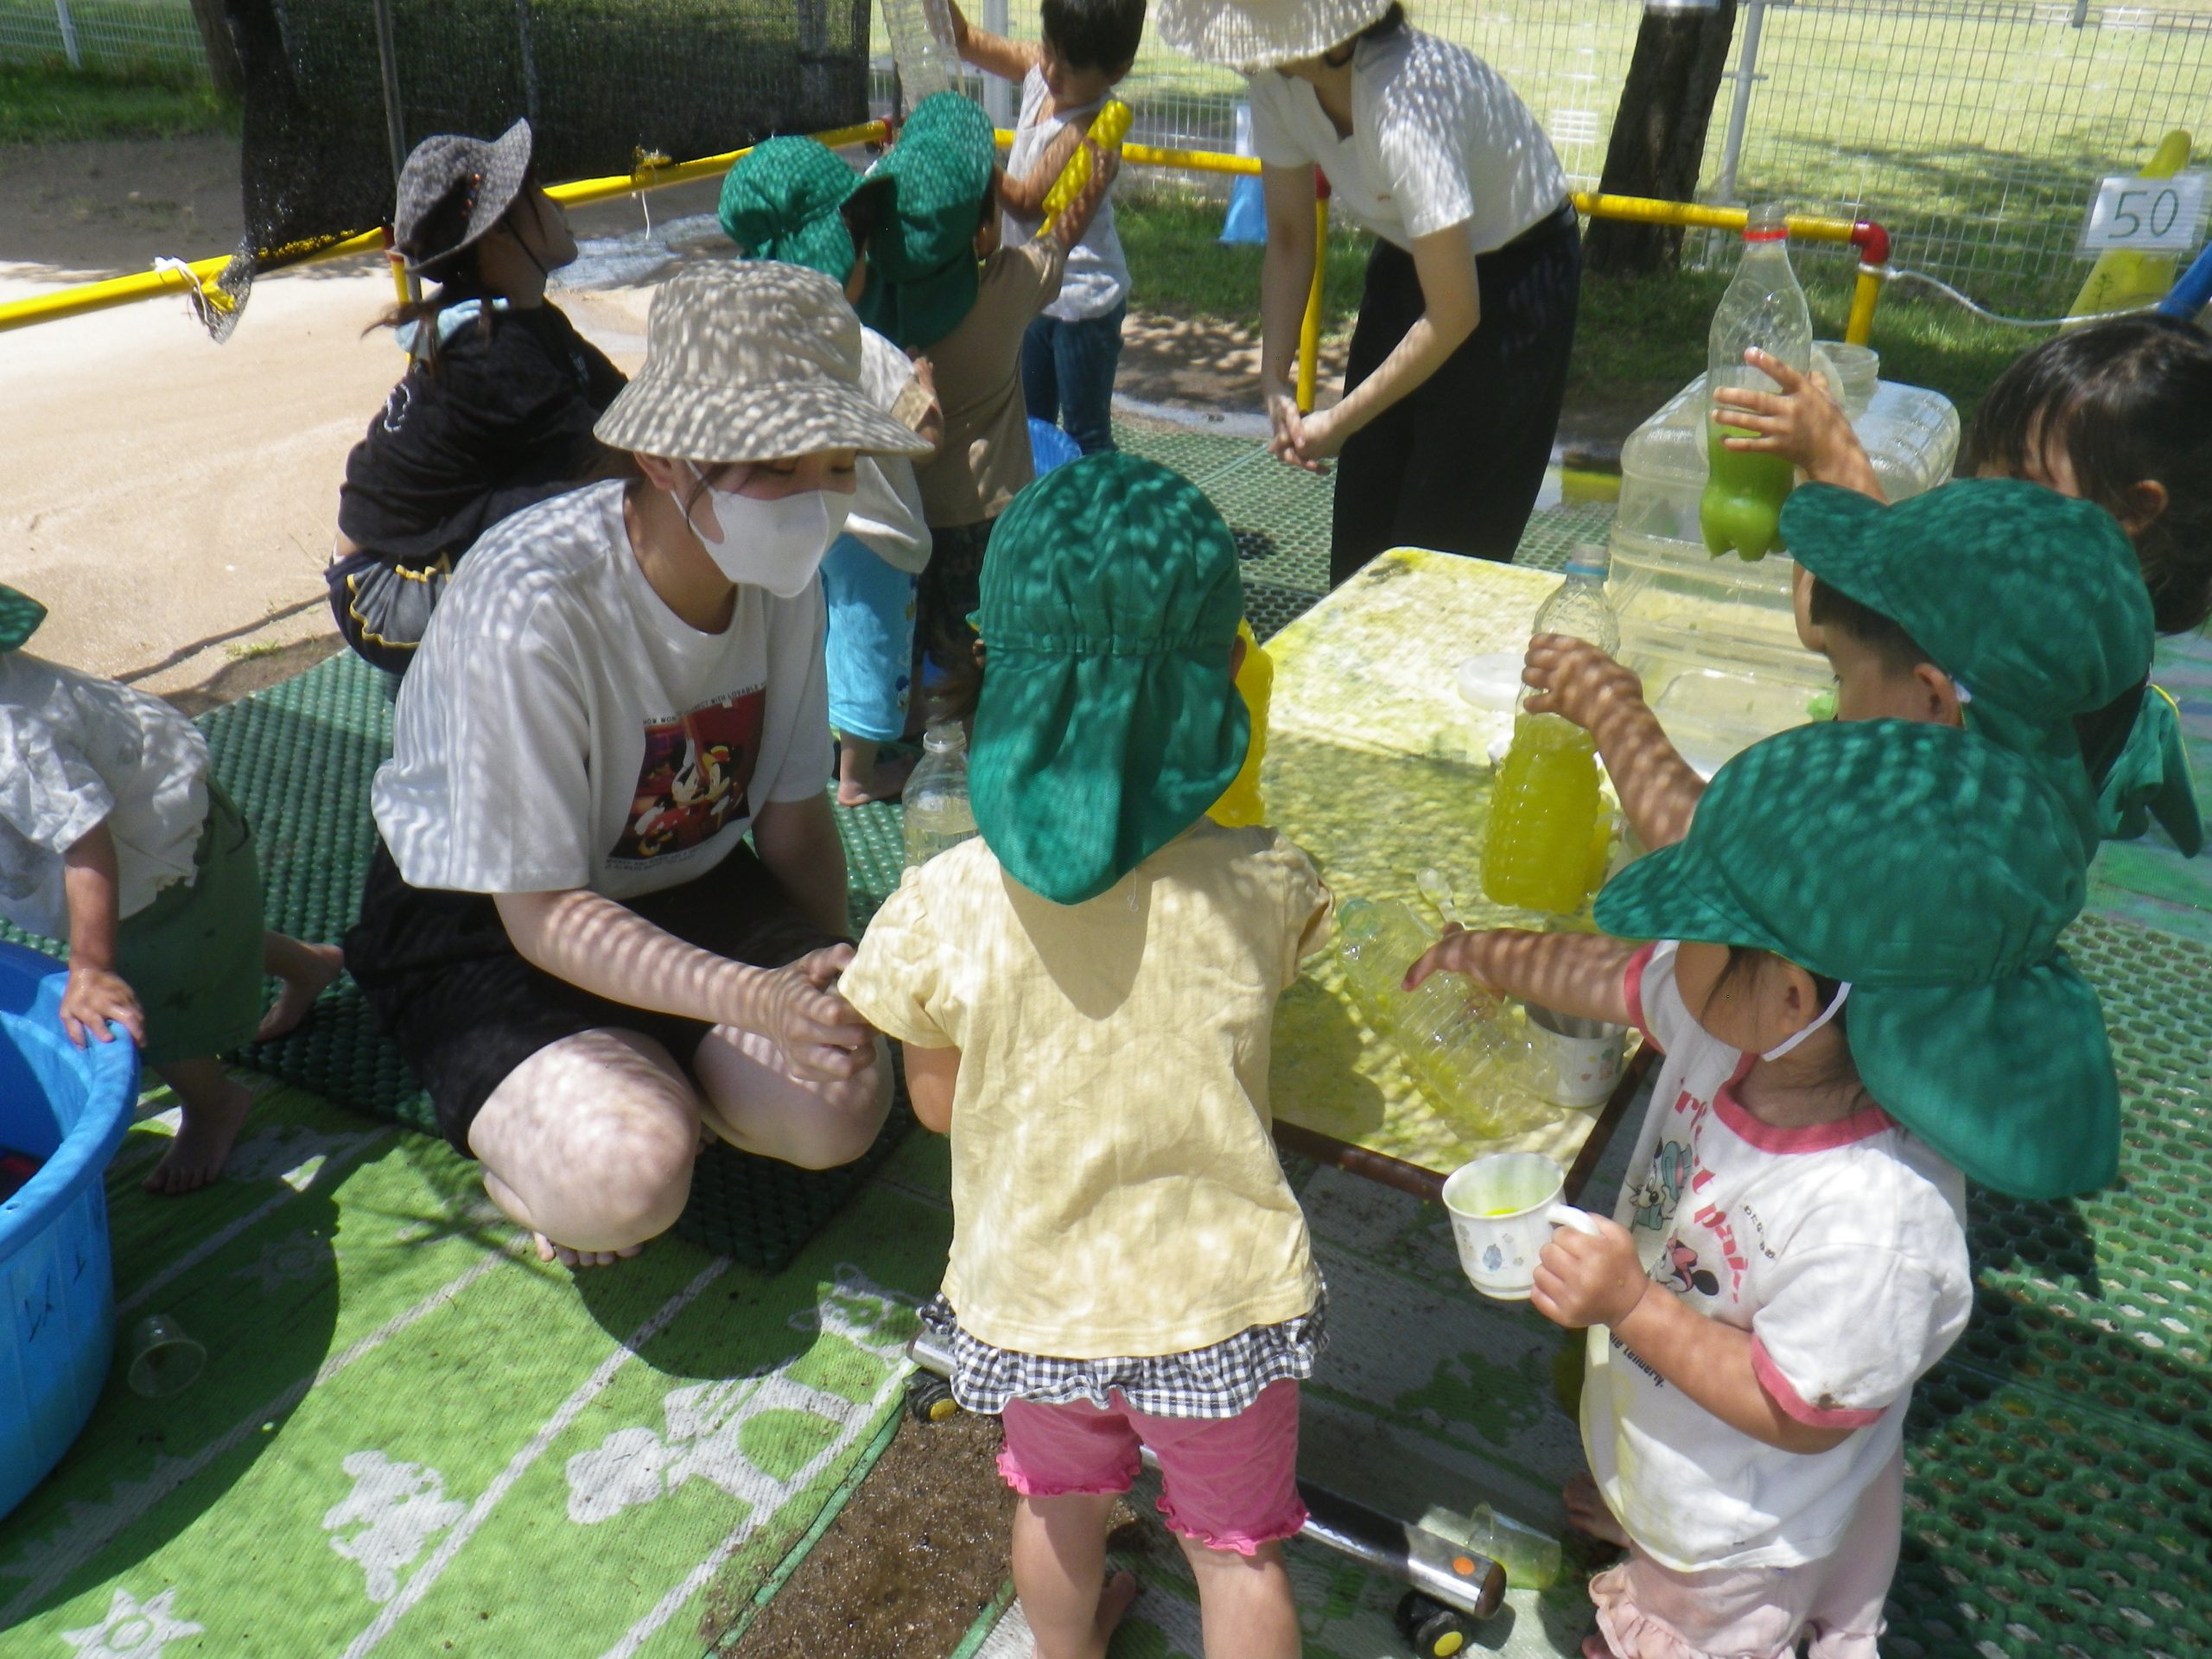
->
[[0, 122, 1893, 394]]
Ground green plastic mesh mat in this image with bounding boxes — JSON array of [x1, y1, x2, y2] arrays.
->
[[169, 648, 911, 1274]]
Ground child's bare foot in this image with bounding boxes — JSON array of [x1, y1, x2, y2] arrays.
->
[[146, 1065, 251, 1195], [257, 934, 344, 1042], [534, 1232, 645, 1269], [836, 744, 918, 806], [1564, 1471, 1630, 1547]]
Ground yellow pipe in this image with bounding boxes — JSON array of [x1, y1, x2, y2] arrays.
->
[[1298, 194, 1327, 416], [1844, 265, 1884, 346], [1567, 191, 1862, 246]]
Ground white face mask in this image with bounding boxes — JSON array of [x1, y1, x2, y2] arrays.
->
[[676, 464, 850, 598], [1761, 979, 1853, 1061]]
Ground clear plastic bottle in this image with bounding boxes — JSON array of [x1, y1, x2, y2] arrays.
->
[[881, 0, 959, 105], [1482, 550, 1618, 915], [901, 722, 976, 868], [1700, 204, 1813, 562], [1336, 898, 1534, 1134], [1464, 1503, 1564, 1591]]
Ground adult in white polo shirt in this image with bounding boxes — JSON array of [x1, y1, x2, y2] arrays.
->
[[1159, 0, 1580, 583], [346, 261, 931, 1272]]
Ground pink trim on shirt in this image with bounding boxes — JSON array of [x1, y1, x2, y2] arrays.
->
[[1713, 1084, 1894, 1154], [1622, 943, 1660, 1050], [1752, 1336, 1885, 1429]]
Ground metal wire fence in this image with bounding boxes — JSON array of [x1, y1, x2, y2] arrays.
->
[[10, 0, 2212, 311], [0, 0, 207, 77]]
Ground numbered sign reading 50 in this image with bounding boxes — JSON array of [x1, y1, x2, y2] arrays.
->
[[2080, 173, 2209, 254]]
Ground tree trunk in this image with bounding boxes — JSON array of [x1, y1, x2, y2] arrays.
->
[[1584, 2, 1738, 276], [191, 0, 243, 99]]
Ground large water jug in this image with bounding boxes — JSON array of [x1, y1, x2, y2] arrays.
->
[[1609, 346, 1959, 775]]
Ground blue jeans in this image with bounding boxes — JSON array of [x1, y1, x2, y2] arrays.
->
[[819, 534, 918, 742], [1020, 301, 1127, 456]]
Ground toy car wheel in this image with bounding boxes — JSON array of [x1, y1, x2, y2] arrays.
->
[[1394, 1589, 1471, 1657], [907, 1372, 959, 1426]]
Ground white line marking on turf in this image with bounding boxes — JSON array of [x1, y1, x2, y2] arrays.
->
[[0, 1249, 501, 1624], [338, 1255, 733, 1659]]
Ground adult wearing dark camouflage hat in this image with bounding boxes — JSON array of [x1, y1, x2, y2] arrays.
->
[[393, 118, 539, 277]]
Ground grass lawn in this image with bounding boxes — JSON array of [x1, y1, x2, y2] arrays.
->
[[0, 62, 234, 145], [1118, 188, 2031, 427]]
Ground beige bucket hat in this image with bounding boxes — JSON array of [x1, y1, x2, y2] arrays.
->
[[1154, 0, 1394, 70], [594, 261, 932, 464]]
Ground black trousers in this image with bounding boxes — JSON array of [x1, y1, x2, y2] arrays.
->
[[1328, 207, 1582, 586]]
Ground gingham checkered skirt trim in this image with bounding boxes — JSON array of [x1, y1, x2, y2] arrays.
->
[[919, 1287, 1327, 1421]]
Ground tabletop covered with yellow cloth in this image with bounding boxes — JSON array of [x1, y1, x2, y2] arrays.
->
[[1260, 548, 1647, 1198]]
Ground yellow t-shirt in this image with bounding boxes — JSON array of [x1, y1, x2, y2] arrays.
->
[[839, 821, 1333, 1358]]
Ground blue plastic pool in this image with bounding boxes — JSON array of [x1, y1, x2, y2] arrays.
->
[[0, 940, 137, 1520]]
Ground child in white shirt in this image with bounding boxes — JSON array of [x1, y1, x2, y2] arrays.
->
[[0, 586, 341, 1192]]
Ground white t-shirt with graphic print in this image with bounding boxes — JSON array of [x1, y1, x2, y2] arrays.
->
[[1583, 940, 1973, 1573], [372, 480, 831, 902]]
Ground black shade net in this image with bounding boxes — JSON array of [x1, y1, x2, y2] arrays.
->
[[207, 0, 872, 338]]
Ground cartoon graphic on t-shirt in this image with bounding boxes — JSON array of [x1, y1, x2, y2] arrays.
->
[[615, 690, 765, 861], [1628, 1139, 1694, 1234], [1656, 1236, 1720, 1298]]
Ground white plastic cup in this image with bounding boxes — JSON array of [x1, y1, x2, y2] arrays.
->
[[1440, 1152, 1600, 1301], [1525, 1003, 1627, 1109], [127, 1313, 206, 1398]]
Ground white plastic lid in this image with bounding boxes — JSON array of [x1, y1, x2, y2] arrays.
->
[[1457, 652, 1525, 711]]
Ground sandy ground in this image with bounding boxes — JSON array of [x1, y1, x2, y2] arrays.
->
[[0, 135, 1335, 709]]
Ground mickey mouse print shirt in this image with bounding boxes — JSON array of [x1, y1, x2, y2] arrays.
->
[[1584, 941, 1973, 1573], [372, 480, 831, 902]]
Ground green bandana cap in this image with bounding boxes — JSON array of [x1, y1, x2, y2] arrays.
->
[[1595, 719, 2119, 1198], [1783, 479, 2154, 849], [0, 583, 47, 652], [718, 137, 874, 284], [2097, 685, 2205, 855], [969, 453, 1250, 906], [863, 92, 997, 350]]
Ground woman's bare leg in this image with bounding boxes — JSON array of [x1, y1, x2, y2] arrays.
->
[[467, 1028, 701, 1268], [691, 1025, 892, 1169]]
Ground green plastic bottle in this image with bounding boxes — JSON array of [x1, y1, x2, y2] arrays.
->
[[1700, 204, 1812, 562]]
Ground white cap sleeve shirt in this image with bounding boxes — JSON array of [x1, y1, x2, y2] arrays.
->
[[1246, 26, 1567, 256], [1585, 941, 1974, 1573], [372, 480, 833, 902]]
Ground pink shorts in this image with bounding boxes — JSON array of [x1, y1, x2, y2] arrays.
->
[[996, 1380, 1307, 1556], [1586, 1450, 1904, 1659]]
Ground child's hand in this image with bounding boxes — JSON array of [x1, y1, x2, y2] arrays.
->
[[1402, 927, 1498, 993], [945, 0, 969, 51], [59, 963, 144, 1049], [1522, 635, 1643, 734], [1712, 349, 1876, 494], [1532, 1218, 1649, 1331]]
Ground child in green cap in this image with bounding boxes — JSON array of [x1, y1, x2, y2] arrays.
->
[[721, 136, 941, 804], [1524, 477, 2176, 858], [0, 586, 343, 1192], [862, 92, 1118, 677], [1408, 717, 2119, 1659], [838, 454, 1329, 1659]]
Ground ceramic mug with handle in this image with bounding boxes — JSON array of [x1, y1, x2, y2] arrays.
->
[[1440, 1151, 1601, 1300]]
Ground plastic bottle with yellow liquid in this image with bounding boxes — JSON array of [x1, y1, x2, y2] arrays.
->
[[1208, 619, 1272, 828], [1482, 550, 1617, 915], [1040, 99, 1133, 236]]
